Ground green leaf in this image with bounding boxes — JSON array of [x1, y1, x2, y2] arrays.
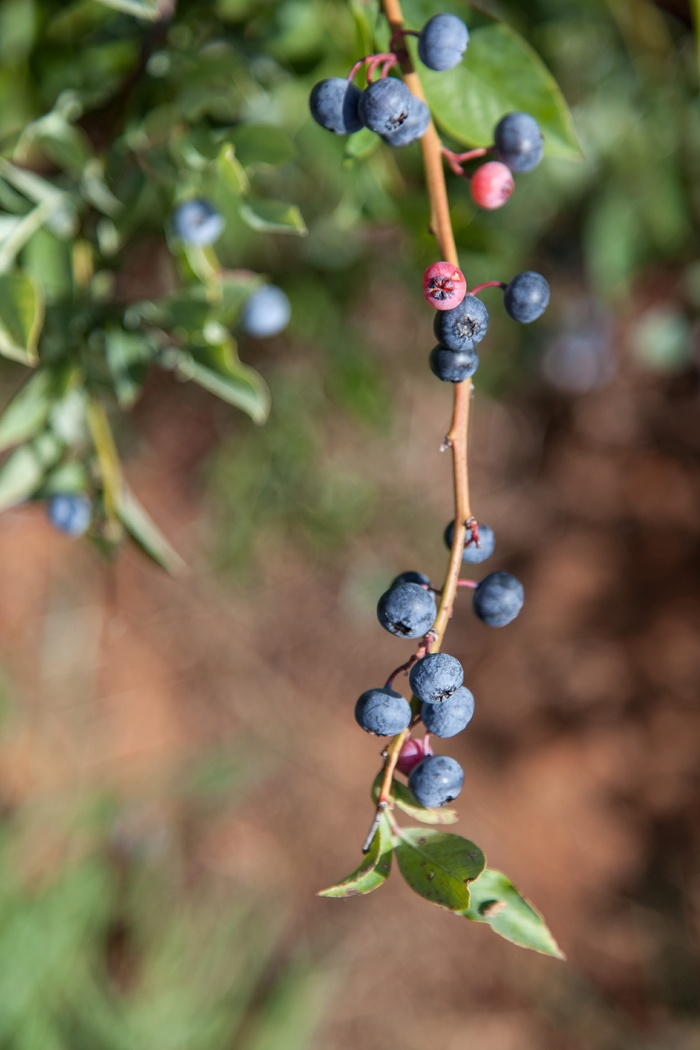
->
[[0, 369, 55, 452], [0, 271, 44, 366], [318, 814, 393, 898], [371, 772, 459, 825], [116, 482, 187, 576], [0, 432, 63, 511], [395, 828, 485, 912], [401, 2, 579, 157], [344, 127, 381, 164], [105, 328, 153, 408], [239, 199, 307, 237], [217, 144, 249, 197], [462, 868, 565, 959], [89, 0, 159, 19], [229, 125, 295, 168], [170, 343, 270, 424]]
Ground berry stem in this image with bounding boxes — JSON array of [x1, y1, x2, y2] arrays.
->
[[469, 280, 506, 295]]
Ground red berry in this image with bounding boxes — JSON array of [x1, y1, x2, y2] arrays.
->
[[396, 735, 434, 775], [470, 161, 514, 210], [422, 261, 467, 311]]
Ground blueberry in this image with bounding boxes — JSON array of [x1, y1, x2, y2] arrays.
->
[[408, 754, 464, 808], [421, 686, 474, 738], [444, 520, 495, 564], [433, 295, 489, 352], [494, 112, 544, 173], [473, 571, 524, 627], [173, 199, 224, 246], [392, 571, 431, 588], [429, 345, 479, 383], [418, 13, 469, 72], [381, 97, 430, 147], [358, 78, 413, 135], [241, 285, 291, 338], [409, 652, 463, 705], [355, 687, 412, 736], [309, 77, 363, 135], [48, 494, 92, 537], [377, 581, 437, 639], [504, 271, 550, 324]]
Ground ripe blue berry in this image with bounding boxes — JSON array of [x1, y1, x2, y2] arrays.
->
[[503, 271, 550, 324], [358, 78, 413, 135], [494, 112, 544, 173], [309, 77, 363, 135], [433, 294, 489, 352], [409, 652, 463, 705], [444, 520, 495, 564], [421, 685, 474, 738], [418, 13, 469, 72], [392, 571, 431, 588], [473, 571, 524, 627], [409, 754, 464, 808], [381, 96, 430, 147], [48, 494, 92, 536], [429, 345, 479, 383], [241, 285, 291, 338], [355, 687, 412, 736], [173, 199, 224, 246], [377, 581, 437, 639]]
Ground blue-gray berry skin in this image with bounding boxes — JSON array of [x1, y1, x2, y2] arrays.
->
[[173, 199, 224, 246], [408, 754, 464, 807], [410, 652, 463, 705], [48, 494, 92, 537], [444, 520, 496, 564], [381, 97, 430, 147], [418, 13, 469, 72], [358, 78, 412, 135], [504, 271, 550, 324], [377, 581, 436, 639], [421, 686, 475, 737], [309, 78, 363, 135], [473, 571, 524, 627], [355, 688, 412, 736], [494, 112, 544, 172], [433, 295, 489, 352], [429, 345, 479, 383], [241, 285, 291, 338], [392, 570, 431, 588]]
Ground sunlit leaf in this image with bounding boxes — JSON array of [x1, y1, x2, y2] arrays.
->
[[395, 827, 485, 912], [0, 432, 63, 511], [318, 814, 393, 897], [239, 199, 307, 236], [0, 271, 44, 366], [371, 772, 459, 825], [116, 482, 187, 576], [462, 868, 565, 958]]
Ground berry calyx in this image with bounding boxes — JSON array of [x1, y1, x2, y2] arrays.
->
[[418, 13, 469, 72], [503, 271, 550, 323], [381, 96, 430, 147], [377, 581, 437, 639], [409, 652, 464, 705], [355, 687, 412, 736], [396, 735, 434, 775], [473, 571, 524, 627], [494, 112, 544, 173], [433, 294, 489, 351], [408, 754, 464, 808], [470, 162, 514, 210], [422, 261, 467, 311], [309, 77, 363, 135]]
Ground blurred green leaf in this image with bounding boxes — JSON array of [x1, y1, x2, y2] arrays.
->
[[462, 868, 565, 958], [344, 127, 381, 164], [372, 773, 459, 825], [171, 342, 270, 424], [0, 271, 44, 365], [0, 431, 63, 511], [239, 199, 307, 236], [401, 2, 580, 156], [318, 814, 393, 898], [89, 0, 159, 19], [116, 482, 187, 575], [0, 369, 55, 452], [395, 828, 485, 912], [229, 125, 295, 168], [217, 144, 249, 197], [105, 327, 153, 408], [239, 963, 330, 1050]]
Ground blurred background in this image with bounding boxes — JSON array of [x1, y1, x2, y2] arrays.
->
[[0, 0, 698, 1047]]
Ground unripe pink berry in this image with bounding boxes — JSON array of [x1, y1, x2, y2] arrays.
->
[[422, 261, 467, 311], [470, 161, 514, 210], [396, 735, 434, 775]]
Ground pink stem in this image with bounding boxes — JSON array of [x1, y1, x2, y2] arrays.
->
[[456, 579, 478, 589], [469, 280, 507, 296]]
